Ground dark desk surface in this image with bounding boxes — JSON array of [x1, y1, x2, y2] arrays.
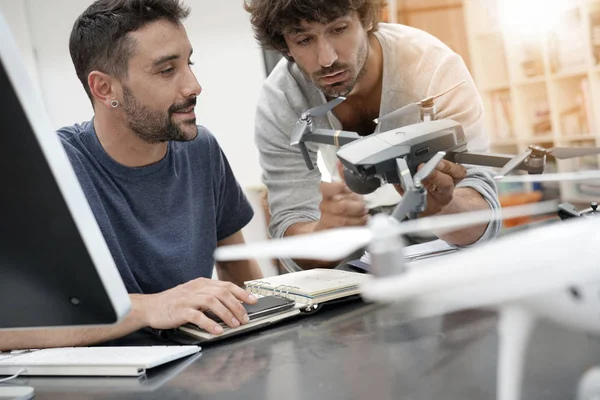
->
[[18, 301, 600, 400]]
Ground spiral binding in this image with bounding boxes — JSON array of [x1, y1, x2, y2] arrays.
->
[[245, 281, 301, 299]]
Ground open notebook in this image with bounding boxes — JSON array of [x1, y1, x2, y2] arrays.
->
[[244, 268, 371, 306], [175, 269, 370, 342]]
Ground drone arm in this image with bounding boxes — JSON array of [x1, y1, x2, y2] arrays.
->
[[497, 305, 536, 400], [391, 189, 426, 222], [304, 129, 360, 147], [298, 142, 315, 170], [448, 151, 544, 174]]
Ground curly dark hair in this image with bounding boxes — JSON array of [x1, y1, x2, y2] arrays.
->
[[244, 0, 387, 55], [69, 0, 190, 103]]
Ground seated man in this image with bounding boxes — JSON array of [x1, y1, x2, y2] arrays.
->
[[0, 0, 262, 351], [244, 0, 500, 270]]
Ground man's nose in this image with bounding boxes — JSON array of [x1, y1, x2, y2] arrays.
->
[[317, 39, 338, 68], [182, 68, 202, 97]]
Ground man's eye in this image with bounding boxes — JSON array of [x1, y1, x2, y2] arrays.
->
[[160, 67, 175, 74], [334, 26, 347, 33], [297, 37, 311, 46]]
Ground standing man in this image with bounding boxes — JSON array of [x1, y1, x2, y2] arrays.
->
[[0, 0, 262, 351], [244, 0, 500, 270]]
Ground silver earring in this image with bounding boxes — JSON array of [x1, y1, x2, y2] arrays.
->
[[110, 100, 119, 108]]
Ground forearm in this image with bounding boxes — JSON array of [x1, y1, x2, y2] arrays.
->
[[285, 222, 339, 269], [436, 187, 490, 246], [216, 260, 263, 287], [0, 294, 148, 351]]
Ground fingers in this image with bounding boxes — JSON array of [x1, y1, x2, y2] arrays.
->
[[435, 160, 467, 184], [321, 193, 368, 216], [422, 168, 454, 197], [336, 161, 345, 183], [209, 285, 252, 325], [320, 181, 347, 198], [187, 309, 224, 335]]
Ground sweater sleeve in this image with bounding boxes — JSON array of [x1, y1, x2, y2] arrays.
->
[[428, 52, 501, 244]]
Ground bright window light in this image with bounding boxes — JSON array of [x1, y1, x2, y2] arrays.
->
[[499, 0, 571, 36]]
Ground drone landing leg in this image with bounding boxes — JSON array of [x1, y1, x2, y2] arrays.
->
[[497, 306, 536, 400]]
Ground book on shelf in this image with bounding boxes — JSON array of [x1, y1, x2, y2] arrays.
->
[[530, 96, 552, 135], [559, 78, 595, 137], [491, 91, 513, 139], [580, 78, 596, 135], [548, 11, 587, 73], [589, 10, 600, 65]]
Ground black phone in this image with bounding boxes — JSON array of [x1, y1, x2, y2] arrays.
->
[[204, 296, 295, 326]]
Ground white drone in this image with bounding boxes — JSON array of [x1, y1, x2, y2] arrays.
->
[[215, 170, 600, 400]]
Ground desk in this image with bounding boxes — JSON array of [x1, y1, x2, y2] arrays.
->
[[16, 301, 600, 400]]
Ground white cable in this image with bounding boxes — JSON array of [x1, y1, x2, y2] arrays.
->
[[0, 369, 27, 384]]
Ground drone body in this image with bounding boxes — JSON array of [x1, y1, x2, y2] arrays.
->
[[337, 119, 467, 186]]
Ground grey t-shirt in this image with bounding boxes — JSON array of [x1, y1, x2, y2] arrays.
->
[[58, 121, 253, 294]]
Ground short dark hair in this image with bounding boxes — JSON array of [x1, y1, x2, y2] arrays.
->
[[69, 0, 190, 103], [244, 0, 387, 55]]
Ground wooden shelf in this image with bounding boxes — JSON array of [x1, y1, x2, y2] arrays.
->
[[464, 0, 600, 203], [521, 135, 555, 143], [514, 76, 547, 86], [560, 134, 598, 141], [550, 68, 589, 80], [482, 82, 510, 92], [491, 138, 518, 146]]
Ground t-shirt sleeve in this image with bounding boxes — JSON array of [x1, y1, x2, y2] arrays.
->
[[210, 137, 254, 241]]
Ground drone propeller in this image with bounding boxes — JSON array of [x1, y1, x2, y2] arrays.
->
[[290, 97, 346, 145], [495, 149, 533, 179], [376, 80, 466, 126], [498, 170, 600, 183], [549, 146, 600, 159], [414, 151, 446, 183], [496, 145, 600, 179], [214, 200, 557, 262]]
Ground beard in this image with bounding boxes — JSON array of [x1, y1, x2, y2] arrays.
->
[[300, 34, 369, 98], [121, 86, 198, 144]]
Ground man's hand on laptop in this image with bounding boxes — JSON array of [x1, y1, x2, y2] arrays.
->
[[139, 278, 258, 335]]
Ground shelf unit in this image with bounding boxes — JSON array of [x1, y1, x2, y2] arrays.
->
[[464, 0, 600, 203]]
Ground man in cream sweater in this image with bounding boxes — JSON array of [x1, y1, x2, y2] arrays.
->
[[244, 0, 500, 271]]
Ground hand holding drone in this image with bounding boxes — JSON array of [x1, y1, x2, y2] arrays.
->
[[290, 81, 600, 198]]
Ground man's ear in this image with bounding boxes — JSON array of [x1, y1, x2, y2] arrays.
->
[[88, 71, 119, 109]]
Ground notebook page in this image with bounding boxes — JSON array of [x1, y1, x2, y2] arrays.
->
[[245, 269, 370, 298]]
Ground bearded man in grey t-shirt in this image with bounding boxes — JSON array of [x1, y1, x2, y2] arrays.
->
[[244, 0, 501, 271]]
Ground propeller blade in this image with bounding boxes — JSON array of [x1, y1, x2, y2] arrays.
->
[[290, 119, 309, 146], [495, 149, 533, 180], [376, 102, 420, 124], [396, 157, 414, 190], [397, 200, 558, 237], [214, 226, 372, 262], [429, 80, 467, 102], [549, 146, 600, 159], [306, 97, 346, 118], [413, 151, 446, 183], [215, 200, 557, 263], [499, 170, 600, 183]]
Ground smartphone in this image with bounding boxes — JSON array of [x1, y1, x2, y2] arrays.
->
[[204, 296, 295, 326]]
